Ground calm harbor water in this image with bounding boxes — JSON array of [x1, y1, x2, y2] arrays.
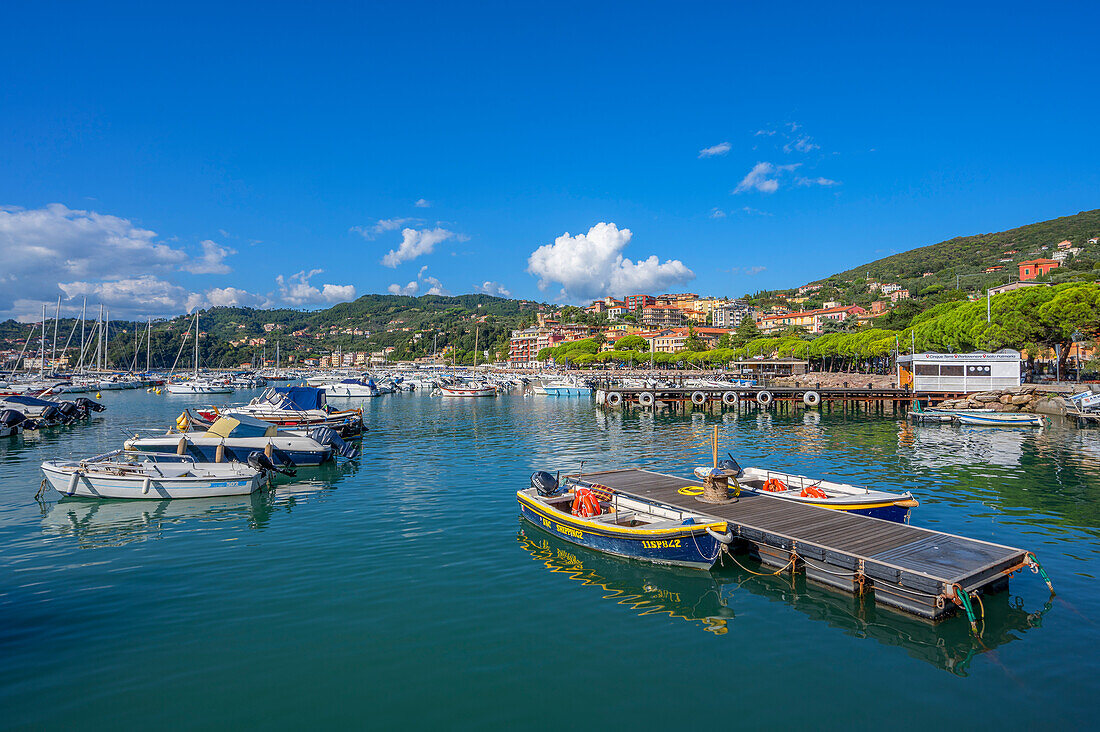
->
[[2, 389, 1098, 729]]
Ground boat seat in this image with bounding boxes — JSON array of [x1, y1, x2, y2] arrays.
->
[[643, 518, 702, 530]]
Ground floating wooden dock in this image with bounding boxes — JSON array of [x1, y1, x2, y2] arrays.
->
[[594, 385, 956, 412], [569, 468, 1042, 621]]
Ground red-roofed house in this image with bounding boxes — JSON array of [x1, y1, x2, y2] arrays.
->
[[1019, 259, 1059, 281]]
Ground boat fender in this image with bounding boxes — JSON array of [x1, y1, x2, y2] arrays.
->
[[215, 442, 225, 463], [142, 477, 152, 495], [638, 392, 655, 407], [722, 391, 737, 406], [756, 390, 773, 406], [800, 486, 828, 499], [802, 390, 821, 407], [606, 391, 623, 407], [691, 391, 706, 406], [762, 478, 787, 492], [705, 527, 734, 545], [67, 471, 81, 496], [177, 436, 187, 455]]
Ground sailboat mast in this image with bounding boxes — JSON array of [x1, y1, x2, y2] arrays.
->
[[105, 307, 110, 371], [52, 295, 60, 374], [147, 318, 151, 372], [40, 304, 46, 376], [473, 327, 479, 368], [79, 298, 86, 374], [194, 312, 199, 378]]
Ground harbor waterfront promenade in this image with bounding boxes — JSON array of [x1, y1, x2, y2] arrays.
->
[[1, 388, 1098, 727]]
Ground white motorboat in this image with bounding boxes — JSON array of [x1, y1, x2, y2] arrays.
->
[[125, 414, 358, 466], [323, 378, 381, 398], [41, 450, 267, 499], [166, 379, 234, 394], [437, 383, 497, 397], [719, 460, 918, 523], [212, 386, 366, 436]]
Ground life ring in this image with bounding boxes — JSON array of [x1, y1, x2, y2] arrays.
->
[[572, 488, 602, 517], [638, 392, 655, 407], [691, 391, 707, 406], [606, 391, 623, 407], [762, 478, 788, 493], [803, 390, 821, 407], [722, 391, 738, 406], [801, 486, 828, 499], [756, 390, 773, 406]]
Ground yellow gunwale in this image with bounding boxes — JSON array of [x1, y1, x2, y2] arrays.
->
[[517, 491, 727, 537]]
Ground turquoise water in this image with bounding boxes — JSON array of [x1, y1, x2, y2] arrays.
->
[[2, 390, 1098, 729]]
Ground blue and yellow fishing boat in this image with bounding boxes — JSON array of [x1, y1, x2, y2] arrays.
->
[[517, 473, 733, 569]]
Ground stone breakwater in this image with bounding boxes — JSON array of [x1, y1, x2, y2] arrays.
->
[[933, 386, 1068, 416]]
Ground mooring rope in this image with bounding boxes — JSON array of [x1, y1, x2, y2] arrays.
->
[[727, 551, 796, 577]]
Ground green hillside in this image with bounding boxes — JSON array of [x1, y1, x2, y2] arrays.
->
[[826, 208, 1100, 290]]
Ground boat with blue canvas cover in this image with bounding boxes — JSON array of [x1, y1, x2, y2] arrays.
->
[[124, 414, 358, 466], [517, 473, 733, 569]]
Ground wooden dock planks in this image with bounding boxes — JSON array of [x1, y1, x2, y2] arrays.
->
[[574, 468, 1029, 620]]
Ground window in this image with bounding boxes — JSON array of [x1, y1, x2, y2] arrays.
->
[[940, 365, 964, 376], [915, 364, 938, 376], [967, 364, 991, 375]]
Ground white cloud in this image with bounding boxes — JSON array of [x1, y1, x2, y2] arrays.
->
[[350, 217, 419, 240], [754, 129, 776, 137], [275, 269, 357, 306], [526, 222, 694, 302], [741, 206, 773, 217], [474, 281, 511, 297], [387, 267, 450, 297], [710, 208, 727, 219], [783, 135, 819, 153], [728, 266, 767, 276], [415, 198, 431, 208], [381, 227, 456, 267], [205, 286, 269, 308], [733, 162, 800, 194], [182, 239, 236, 274], [796, 176, 840, 187], [59, 276, 198, 315], [388, 281, 420, 296], [698, 142, 731, 158]]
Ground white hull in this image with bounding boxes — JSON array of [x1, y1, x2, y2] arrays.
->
[[42, 462, 263, 499], [438, 386, 496, 397], [323, 384, 380, 398], [955, 413, 1043, 426], [166, 381, 233, 394]]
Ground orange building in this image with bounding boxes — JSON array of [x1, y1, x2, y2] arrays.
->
[[1018, 258, 1059, 281]]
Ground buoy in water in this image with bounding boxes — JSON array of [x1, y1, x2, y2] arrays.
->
[[95, 392, 101, 398]]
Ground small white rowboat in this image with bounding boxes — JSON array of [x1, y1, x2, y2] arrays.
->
[[41, 450, 265, 499]]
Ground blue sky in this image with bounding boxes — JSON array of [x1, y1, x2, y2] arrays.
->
[[2, 2, 1098, 320]]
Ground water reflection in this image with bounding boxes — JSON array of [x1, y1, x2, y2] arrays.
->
[[518, 522, 1050, 676], [39, 459, 363, 548]]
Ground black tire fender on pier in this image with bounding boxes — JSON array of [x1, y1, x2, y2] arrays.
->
[[803, 390, 821, 407], [638, 392, 655, 407], [722, 391, 738, 406], [691, 391, 707, 406], [606, 391, 623, 407], [756, 390, 773, 406]]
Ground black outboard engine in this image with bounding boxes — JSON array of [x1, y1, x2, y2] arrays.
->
[[531, 471, 561, 496], [0, 409, 36, 432], [309, 426, 360, 459], [718, 455, 743, 477], [55, 401, 81, 420], [38, 405, 69, 425], [247, 451, 297, 477], [74, 397, 106, 413]]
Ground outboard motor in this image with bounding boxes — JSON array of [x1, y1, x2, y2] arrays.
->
[[247, 451, 297, 477], [531, 471, 561, 496], [0, 409, 35, 432], [55, 401, 81, 420], [74, 397, 106, 413], [718, 455, 743, 477], [309, 426, 359, 459], [38, 405, 68, 425]]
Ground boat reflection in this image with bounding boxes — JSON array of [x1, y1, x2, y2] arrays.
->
[[518, 521, 1050, 676], [39, 458, 363, 547]]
